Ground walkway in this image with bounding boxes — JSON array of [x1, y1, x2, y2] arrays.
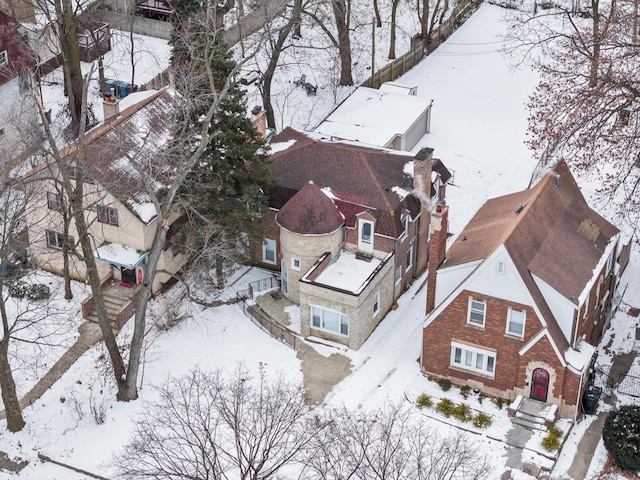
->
[[0, 321, 103, 420]]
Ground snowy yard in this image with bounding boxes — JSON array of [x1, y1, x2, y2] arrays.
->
[[1, 2, 639, 479]]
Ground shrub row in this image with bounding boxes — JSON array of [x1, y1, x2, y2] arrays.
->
[[415, 393, 493, 429]]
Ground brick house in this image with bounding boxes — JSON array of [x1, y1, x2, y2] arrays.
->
[[257, 127, 451, 349], [421, 161, 628, 419], [23, 88, 188, 296]]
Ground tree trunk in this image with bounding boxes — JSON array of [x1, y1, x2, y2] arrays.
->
[[122, 214, 170, 401], [63, 211, 73, 300], [60, 0, 84, 135], [0, 291, 25, 432], [262, 0, 302, 128], [373, 0, 382, 27], [332, 0, 353, 86], [388, 0, 400, 59]]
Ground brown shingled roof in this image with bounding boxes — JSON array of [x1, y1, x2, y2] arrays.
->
[[276, 181, 344, 234], [268, 127, 421, 238], [441, 161, 619, 353]]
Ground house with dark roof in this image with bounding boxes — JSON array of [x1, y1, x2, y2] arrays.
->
[[24, 88, 187, 298], [421, 161, 628, 419], [258, 127, 451, 349], [0, 10, 38, 166]]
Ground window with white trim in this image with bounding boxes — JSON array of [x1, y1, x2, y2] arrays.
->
[[605, 251, 613, 275], [401, 215, 409, 237], [46, 230, 73, 249], [0, 51, 7, 67], [405, 246, 413, 271], [47, 192, 63, 210], [281, 262, 288, 293], [97, 205, 119, 226], [373, 291, 381, 316], [451, 342, 495, 377], [506, 308, 525, 337], [263, 238, 276, 264], [467, 298, 486, 327], [291, 258, 300, 271], [311, 306, 349, 336], [358, 219, 374, 252]]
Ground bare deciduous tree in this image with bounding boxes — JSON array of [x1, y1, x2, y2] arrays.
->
[[113, 365, 322, 480], [302, 403, 492, 480]]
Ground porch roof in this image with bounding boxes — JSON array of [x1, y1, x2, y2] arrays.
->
[[94, 243, 148, 269]]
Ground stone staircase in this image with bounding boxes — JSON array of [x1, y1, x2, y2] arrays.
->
[[509, 396, 558, 431]]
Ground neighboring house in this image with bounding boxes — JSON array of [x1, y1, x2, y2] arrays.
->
[[0, 10, 38, 167], [23, 88, 188, 295], [421, 161, 629, 419], [258, 127, 451, 349], [314, 85, 433, 152]]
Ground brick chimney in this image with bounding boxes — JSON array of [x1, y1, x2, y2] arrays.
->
[[103, 92, 120, 120], [414, 147, 433, 272], [426, 201, 448, 313]]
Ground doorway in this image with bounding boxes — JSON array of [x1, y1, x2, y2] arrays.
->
[[530, 368, 550, 402], [122, 267, 136, 284]]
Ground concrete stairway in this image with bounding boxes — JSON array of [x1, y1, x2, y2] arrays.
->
[[510, 397, 558, 431], [85, 285, 137, 325]]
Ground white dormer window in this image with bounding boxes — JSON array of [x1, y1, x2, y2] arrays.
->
[[0, 51, 7, 67], [358, 219, 374, 253]]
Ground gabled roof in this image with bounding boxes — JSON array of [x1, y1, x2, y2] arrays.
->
[[313, 87, 432, 148], [0, 10, 36, 84], [276, 181, 344, 234], [443, 161, 619, 303], [26, 88, 177, 224], [268, 127, 421, 238]]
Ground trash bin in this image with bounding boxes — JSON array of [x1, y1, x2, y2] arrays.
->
[[118, 82, 131, 98], [582, 385, 602, 415]]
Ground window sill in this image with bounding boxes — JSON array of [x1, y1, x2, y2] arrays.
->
[[449, 364, 495, 380], [466, 323, 485, 331], [504, 333, 524, 341]]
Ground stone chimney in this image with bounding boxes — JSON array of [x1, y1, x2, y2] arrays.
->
[[103, 92, 120, 120], [250, 105, 268, 138], [426, 201, 448, 313]]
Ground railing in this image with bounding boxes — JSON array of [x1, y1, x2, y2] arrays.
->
[[235, 275, 301, 350]]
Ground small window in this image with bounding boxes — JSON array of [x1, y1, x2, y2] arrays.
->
[[97, 205, 119, 226], [68, 166, 94, 183], [263, 238, 276, 264], [281, 262, 288, 293], [46, 230, 73, 249], [468, 299, 486, 327], [0, 50, 7, 67], [506, 308, 525, 337], [291, 258, 300, 271], [373, 291, 381, 316], [47, 192, 63, 210], [401, 215, 409, 237], [361, 222, 372, 243], [496, 261, 505, 274], [405, 246, 413, 271]]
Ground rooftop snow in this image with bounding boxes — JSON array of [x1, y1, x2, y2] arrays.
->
[[314, 251, 382, 293], [94, 242, 147, 268]]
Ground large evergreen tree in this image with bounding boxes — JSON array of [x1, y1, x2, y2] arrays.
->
[[171, 2, 272, 288]]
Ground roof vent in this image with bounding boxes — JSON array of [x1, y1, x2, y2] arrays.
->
[[555, 174, 560, 188], [515, 204, 524, 215]]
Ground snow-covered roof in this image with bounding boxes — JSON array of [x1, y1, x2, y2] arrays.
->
[[94, 242, 148, 268], [314, 87, 432, 148], [312, 251, 384, 295]]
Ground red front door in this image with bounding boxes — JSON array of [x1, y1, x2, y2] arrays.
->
[[530, 368, 549, 402]]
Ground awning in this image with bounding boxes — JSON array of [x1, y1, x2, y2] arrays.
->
[[94, 242, 148, 269]]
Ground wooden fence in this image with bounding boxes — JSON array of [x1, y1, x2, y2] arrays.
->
[[362, 0, 483, 88]]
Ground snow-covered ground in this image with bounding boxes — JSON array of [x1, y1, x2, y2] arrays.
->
[[1, 2, 639, 479]]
